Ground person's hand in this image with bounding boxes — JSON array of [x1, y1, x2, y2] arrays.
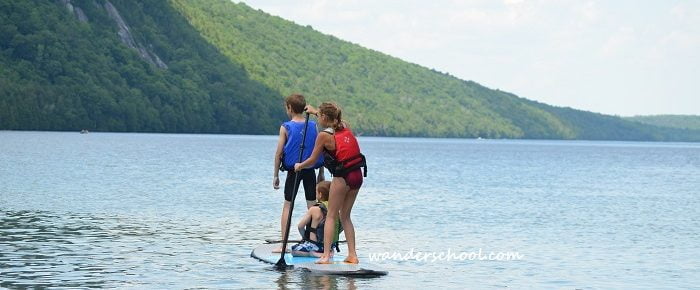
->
[[294, 163, 304, 172], [273, 176, 280, 189], [304, 105, 318, 115]]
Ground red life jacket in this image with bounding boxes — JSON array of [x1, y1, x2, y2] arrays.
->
[[323, 127, 367, 177]]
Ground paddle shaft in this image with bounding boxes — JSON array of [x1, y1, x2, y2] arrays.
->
[[276, 112, 311, 267]]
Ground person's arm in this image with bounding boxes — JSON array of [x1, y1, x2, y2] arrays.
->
[[313, 114, 326, 182], [317, 167, 325, 182], [294, 133, 329, 172], [304, 105, 318, 116], [273, 125, 286, 189], [297, 211, 312, 237]]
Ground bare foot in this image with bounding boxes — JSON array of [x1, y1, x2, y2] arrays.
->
[[315, 255, 332, 264], [272, 247, 289, 253], [343, 256, 359, 264]]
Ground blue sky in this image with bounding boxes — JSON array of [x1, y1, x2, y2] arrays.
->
[[238, 0, 699, 116]]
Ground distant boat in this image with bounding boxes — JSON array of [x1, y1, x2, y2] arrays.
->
[[80, 129, 89, 134]]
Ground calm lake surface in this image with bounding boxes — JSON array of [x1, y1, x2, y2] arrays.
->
[[1, 131, 699, 288]]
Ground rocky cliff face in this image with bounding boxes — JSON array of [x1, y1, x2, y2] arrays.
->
[[103, 1, 167, 69], [60, 0, 88, 22], [60, 0, 167, 69]]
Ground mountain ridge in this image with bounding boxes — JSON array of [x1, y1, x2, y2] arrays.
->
[[1, 0, 698, 141], [170, 0, 700, 141], [625, 115, 700, 131]]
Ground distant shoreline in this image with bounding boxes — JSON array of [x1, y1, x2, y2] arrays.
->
[[2, 129, 699, 143]]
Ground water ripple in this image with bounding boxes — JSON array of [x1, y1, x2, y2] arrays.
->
[[1, 132, 699, 288]]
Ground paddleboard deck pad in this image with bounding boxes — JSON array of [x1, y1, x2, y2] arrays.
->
[[251, 243, 388, 276]]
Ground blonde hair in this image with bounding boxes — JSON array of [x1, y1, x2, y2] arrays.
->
[[319, 102, 343, 131], [316, 181, 331, 201]]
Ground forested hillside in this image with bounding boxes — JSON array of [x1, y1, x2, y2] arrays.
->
[[171, 0, 573, 139], [170, 0, 700, 141], [0, 0, 283, 134], [625, 115, 700, 131], [1, 0, 698, 141]]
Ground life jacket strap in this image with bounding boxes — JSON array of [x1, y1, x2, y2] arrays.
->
[[338, 153, 367, 177]]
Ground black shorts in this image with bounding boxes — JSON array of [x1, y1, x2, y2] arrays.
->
[[284, 169, 316, 202]]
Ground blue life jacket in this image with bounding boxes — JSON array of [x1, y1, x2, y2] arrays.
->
[[281, 120, 324, 170]]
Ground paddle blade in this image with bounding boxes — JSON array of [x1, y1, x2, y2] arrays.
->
[[274, 258, 293, 270]]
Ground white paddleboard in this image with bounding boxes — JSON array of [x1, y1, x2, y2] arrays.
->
[[251, 243, 388, 276]]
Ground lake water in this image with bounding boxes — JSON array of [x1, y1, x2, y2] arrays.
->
[[1, 131, 699, 288]]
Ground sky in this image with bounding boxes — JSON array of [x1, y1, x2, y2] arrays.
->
[[237, 0, 699, 116]]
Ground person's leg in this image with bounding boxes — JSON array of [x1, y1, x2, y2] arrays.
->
[[291, 241, 320, 257], [301, 169, 317, 208], [340, 169, 362, 262], [340, 188, 359, 263], [316, 176, 348, 264], [273, 200, 291, 253], [291, 250, 312, 257], [274, 171, 297, 253]]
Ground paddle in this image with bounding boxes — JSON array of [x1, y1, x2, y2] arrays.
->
[[275, 111, 311, 270]]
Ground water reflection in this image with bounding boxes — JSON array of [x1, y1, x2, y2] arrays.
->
[[303, 273, 357, 290], [0, 209, 369, 289], [274, 268, 358, 290]]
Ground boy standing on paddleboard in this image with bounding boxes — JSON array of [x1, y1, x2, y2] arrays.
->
[[272, 94, 324, 253]]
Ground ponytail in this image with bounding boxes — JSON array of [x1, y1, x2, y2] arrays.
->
[[319, 102, 344, 131]]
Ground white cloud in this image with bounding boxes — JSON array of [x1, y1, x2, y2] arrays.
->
[[600, 26, 636, 58], [503, 0, 524, 5], [578, 1, 599, 23]]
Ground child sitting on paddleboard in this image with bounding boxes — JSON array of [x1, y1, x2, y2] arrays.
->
[[272, 94, 324, 253], [291, 181, 342, 257]]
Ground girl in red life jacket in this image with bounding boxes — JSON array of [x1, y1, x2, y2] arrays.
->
[[294, 102, 365, 264]]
